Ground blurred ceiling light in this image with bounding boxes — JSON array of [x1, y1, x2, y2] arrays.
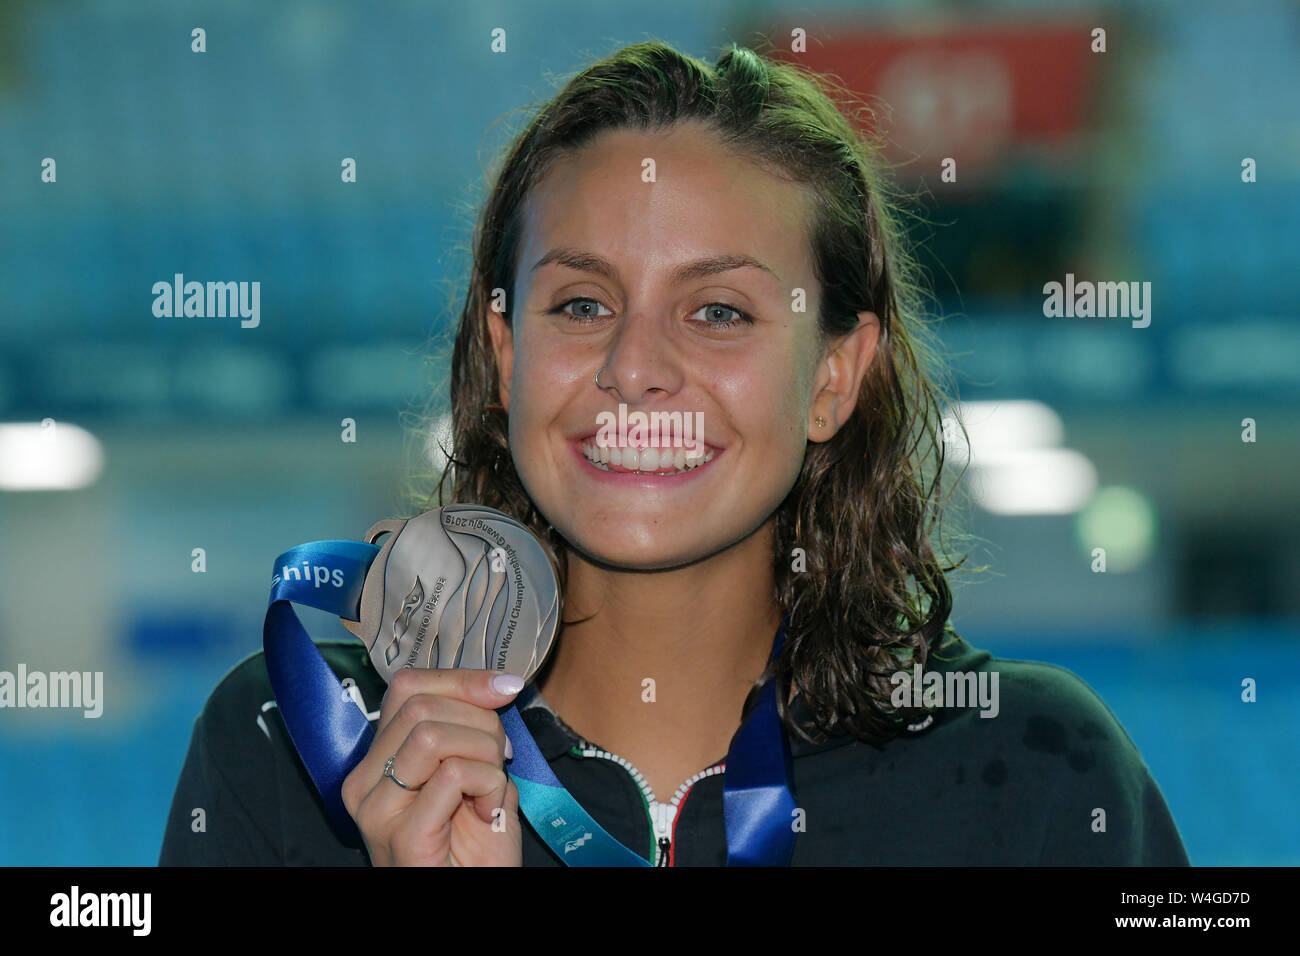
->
[[1075, 486, 1157, 572], [943, 400, 1098, 515], [942, 400, 1065, 469], [0, 421, 105, 491], [968, 448, 1098, 515]]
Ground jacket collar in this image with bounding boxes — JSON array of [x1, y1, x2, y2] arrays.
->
[[516, 682, 582, 760], [515, 680, 856, 760]]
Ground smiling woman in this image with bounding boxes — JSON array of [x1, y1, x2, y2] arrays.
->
[[160, 39, 1189, 868], [436, 42, 955, 785]]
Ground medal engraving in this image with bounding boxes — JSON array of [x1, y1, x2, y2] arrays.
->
[[342, 505, 560, 684]]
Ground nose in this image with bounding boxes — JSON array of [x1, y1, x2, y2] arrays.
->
[[595, 311, 684, 403]]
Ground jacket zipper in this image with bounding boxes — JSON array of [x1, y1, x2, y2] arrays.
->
[[572, 741, 725, 866]]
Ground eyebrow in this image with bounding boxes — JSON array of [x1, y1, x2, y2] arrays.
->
[[530, 247, 782, 286]]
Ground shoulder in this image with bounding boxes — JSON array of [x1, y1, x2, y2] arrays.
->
[[197, 641, 386, 736], [915, 634, 1153, 787], [161, 641, 381, 865], [189, 640, 388, 785], [915, 634, 1188, 864], [786, 633, 1189, 864], [920, 633, 1143, 756]]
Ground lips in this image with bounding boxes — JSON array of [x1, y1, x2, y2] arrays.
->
[[579, 438, 716, 474], [567, 408, 722, 480], [571, 438, 722, 480], [568, 429, 722, 455]]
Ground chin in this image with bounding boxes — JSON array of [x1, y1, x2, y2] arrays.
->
[[562, 523, 721, 572]]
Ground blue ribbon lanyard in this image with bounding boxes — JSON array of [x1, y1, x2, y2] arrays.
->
[[263, 539, 798, 866]]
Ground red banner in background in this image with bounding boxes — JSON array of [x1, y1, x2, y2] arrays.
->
[[772, 21, 1098, 178]]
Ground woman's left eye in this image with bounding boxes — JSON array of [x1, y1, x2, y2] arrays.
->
[[691, 303, 754, 329]]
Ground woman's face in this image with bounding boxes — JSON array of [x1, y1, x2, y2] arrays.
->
[[489, 120, 864, 571]]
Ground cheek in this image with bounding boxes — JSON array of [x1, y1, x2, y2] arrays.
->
[[504, 328, 579, 461], [503, 331, 545, 454], [512, 322, 587, 388], [506, 328, 555, 415], [720, 354, 810, 450]]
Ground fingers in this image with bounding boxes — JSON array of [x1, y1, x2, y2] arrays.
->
[[387, 758, 511, 864], [347, 694, 508, 809], [352, 720, 502, 826], [471, 772, 519, 827], [340, 668, 528, 865], [343, 669, 523, 817], [378, 668, 524, 734]]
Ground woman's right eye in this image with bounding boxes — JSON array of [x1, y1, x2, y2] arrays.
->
[[549, 297, 613, 323]]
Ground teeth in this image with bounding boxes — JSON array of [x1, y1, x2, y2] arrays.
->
[[581, 441, 715, 475]]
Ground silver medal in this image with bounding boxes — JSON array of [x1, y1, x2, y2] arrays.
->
[[341, 505, 561, 684]]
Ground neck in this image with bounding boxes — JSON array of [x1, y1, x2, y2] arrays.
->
[[536, 520, 782, 794]]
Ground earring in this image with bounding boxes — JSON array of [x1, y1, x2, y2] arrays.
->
[[815, 416, 826, 428]]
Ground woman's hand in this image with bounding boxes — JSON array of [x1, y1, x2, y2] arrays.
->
[[341, 668, 525, 866]]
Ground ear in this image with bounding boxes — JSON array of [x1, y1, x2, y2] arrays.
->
[[486, 304, 515, 412], [808, 311, 880, 442]]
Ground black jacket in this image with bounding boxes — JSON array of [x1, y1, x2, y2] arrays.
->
[[159, 634, 1190, 865]]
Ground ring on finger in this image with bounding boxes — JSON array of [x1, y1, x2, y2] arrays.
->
[[383, 754, 412, 790]]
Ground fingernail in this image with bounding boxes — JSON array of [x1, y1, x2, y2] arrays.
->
[[492, 673, 524, 696], [504, 735, 514, 760]]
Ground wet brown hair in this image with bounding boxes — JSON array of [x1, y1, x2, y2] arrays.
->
[[413, 39, 967, 746]]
